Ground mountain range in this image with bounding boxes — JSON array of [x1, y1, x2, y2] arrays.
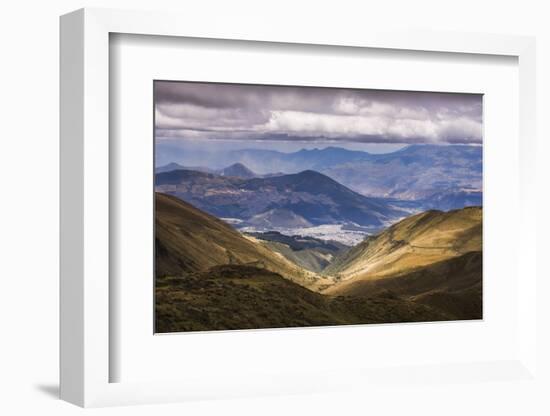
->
[[157, 144, 482, 211], [156, 162, 257, 179], [155, 168, 405, 230]]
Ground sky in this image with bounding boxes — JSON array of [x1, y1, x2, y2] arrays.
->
[[154, 81, 483, 146]]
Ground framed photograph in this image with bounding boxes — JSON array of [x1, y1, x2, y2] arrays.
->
[[153, 80, 484, 333], [60, 8, 539, 408]]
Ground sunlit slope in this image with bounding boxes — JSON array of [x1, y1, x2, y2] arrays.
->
[[155, 192, 330, 290], [324, 207, 482, 294]]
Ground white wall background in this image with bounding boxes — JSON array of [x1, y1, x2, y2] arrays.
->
[[0, 0, 548, 415]]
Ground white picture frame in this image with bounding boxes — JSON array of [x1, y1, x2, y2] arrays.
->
[[60, 7, 538, 408]]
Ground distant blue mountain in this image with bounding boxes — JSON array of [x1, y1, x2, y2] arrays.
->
[[158, 144, 482, 211], [218, 163, 257, 179], [320, 145, 482, 201], [155, 162, 187, 174], [224, 146, 373, 174], [155, 168, 404, 229], [156, 162, 257, 179], [382, 189, 482, 212], [155, 163, 215, 174], [223, 145, 482, 206]]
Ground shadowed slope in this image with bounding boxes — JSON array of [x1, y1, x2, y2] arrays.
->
[[156, 264, 451, 332], [326, 251, 482, 319]]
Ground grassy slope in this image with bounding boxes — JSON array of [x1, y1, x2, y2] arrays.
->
[[324, 207, 482, 284], [156, 265, 451, 333], [322, 208, 482, 319], [155, 192, 332, 290]]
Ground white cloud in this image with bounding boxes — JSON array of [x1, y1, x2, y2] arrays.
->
[[154, 82, 482, 144]]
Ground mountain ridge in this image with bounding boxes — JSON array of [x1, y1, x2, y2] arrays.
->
[[155, 168, 404, 229], [324, 206, 482, 293], [157, 144, 482, 210]]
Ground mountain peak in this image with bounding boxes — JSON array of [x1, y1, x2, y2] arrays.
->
[[296, 169, 325, 177], [296, 148, 318, 154], [220, 162, 256, 178], [291, 169, 341, 185], [225, 162, 249, 170], [322, 146, 355, 152], [155, 162, 186, 173]]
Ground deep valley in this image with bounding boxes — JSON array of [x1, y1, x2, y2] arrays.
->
[[155, 181, 482, 332]]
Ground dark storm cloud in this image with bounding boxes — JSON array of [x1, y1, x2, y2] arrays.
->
[[154, 81, 483, 144]]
